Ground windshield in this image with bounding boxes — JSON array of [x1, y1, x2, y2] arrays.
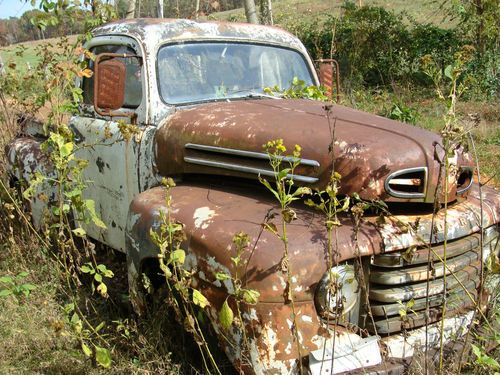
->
[[157, 42, 314, 104]]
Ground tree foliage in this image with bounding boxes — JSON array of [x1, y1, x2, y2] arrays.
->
[[284, 1, 497, 98]]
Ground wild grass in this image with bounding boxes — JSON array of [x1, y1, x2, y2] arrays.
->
[[0, 113, 195, 374]]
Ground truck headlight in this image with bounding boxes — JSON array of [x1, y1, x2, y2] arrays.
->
[[315, 264, 358, 319]]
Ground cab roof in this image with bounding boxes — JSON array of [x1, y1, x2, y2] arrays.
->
[[92, 18, 307, 53]]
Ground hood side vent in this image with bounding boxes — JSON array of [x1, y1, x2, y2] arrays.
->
[[385, 167, 427, 199], [184, 143, 320, 184]]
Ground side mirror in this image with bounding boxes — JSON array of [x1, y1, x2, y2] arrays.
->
[[93, 53, 140, 123], [316, 59, 341, 103]]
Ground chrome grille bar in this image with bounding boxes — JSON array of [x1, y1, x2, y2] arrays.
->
[[185, 143, 321, 167], [184, 157, 319, 184]]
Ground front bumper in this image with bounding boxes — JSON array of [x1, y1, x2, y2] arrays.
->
[[309, 311, 474, 375]]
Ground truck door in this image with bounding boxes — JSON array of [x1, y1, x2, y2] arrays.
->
[[71, 40, 150, 252]]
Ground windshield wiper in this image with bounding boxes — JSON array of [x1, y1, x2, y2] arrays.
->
[[244, 91, 281, 100]]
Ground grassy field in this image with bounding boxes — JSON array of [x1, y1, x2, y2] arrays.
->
[[208, 0, 452, 26], [0, 35, 78, 68]]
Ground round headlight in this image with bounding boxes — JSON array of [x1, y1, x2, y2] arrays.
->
[[315, 265, 358, 319]]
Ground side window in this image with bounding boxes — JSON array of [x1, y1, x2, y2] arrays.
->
[[82, 45, 143, 109]]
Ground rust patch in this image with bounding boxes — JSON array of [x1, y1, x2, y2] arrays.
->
[[154, 98, 469, 203]]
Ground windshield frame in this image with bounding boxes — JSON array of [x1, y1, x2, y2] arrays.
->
[[155, 40, 317, 106]]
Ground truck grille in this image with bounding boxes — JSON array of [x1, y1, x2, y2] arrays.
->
[[183, 143, 320, 184], [365, 227, 498, 335]]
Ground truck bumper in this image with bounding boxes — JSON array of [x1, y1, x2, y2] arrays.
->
[[308, 310, 475, 375]]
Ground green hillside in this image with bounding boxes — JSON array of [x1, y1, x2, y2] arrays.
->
[[208, 0, 452, 27]]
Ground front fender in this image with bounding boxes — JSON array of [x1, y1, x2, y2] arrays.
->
[[124, 183, 382, 372], [125, 183, 382, 305]]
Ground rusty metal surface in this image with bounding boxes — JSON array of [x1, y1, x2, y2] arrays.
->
[[125, 181, 499, 373], [69, 117, 158, 252], [376, 183, 499, 251], [155, 98, 475, 203], [370, 250, 479, 284], [371, 232, 485, 267], [369, 262, 481, 303], [125, 183, 381, 371], [127, 183, 383, 303], [5, 136, 55, 227], [94, 56, 126, 111], [316, 59, 341, 103]]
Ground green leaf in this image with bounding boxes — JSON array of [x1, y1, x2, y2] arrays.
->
[[169, 249, 186, 265], [241, 289, 260, 305], [471, 344, 482, 358], [96, 264, 113, 278], [102, 269, 114, 278], [215, 272, 230, 281], [94, 273, 103, 282], [219, 299, 234, 330], [482, 356, 499, 368], [444, 65, 453, 80], [192, 289, 209, 308], [0, 289, 13, 297], [80, 264, 92, 274], [21, 284, 36, 291], [84, 200, 107, 229], [258, 176, 280, 201], [97, 283, 108, 297], [95, 322, 105, 332], [95, 346, 112, 368], [0, 276, 13, 284], [277, 168, 291, 181], [294, 187, 312, 196], [96, 264, 107, 273], [72, 228, 86, 237], [70, 312, 81, 324], [59, 142, 74, 158], [340, 196, 350, 212], [82, 342, 92, 357], [17, 271, 29, 278], [64, 303, 75, 314]]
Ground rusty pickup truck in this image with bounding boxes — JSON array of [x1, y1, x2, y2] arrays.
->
[[6, 19, 499, 374]]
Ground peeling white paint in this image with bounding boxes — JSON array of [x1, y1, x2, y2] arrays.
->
[[301, 315, 313, 323], [243, 308, 259, 322], [383, 310, 474, 358], [193, 206, 217, 229]]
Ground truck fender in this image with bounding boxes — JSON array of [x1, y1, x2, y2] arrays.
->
[[124, 184, 383, 372], [6, 136, 55, 227]]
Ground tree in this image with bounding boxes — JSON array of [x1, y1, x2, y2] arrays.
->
[[259, 0, 273, 25], [243, 0, 259, 24], [195, 0, 200, 19], [126, 0, 136, 18], [441, 0, 499, 56]]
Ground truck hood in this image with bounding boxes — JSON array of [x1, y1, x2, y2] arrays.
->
[[155, 99, 474, 203]]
